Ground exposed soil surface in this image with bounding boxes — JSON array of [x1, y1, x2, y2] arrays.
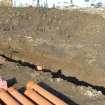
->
[[0, 55, 105, 105], [0, 7, 105, 105]]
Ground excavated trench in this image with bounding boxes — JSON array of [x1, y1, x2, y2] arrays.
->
[[0, 7, 105, 87], [0, 54, 105, 104], [0, 54, 78, 105], [1, 54, 105, 96], [0, 7, 105, 104]]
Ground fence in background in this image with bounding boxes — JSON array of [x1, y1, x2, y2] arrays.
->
[[12, 0, 72, 8], [0, 0, 104, 8]]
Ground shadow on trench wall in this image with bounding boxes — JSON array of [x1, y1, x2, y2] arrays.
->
[[43, 69, 105, 95], [0, 54, 37, 69]]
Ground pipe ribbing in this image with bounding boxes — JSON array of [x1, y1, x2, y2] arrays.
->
[[24, 89, 53, 105], [8, 87, 34, 105], [26, 80, 68, 105], [0, 89, 20, 105]]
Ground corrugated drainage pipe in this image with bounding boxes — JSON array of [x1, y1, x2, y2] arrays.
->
[[8, 87, 35, 105], [0, 89, 20, 105], [26, 80, 68, 105], [24, 89, 53, 105]]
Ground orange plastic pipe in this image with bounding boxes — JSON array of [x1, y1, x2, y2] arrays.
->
[[8, 87, 34, 105], [0, 89, 20, 105], [26, 81, 68, 105], [24, 89, 53, 105]]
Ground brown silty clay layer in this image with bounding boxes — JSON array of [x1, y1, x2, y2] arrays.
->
[[0, 7, 105, 87]]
